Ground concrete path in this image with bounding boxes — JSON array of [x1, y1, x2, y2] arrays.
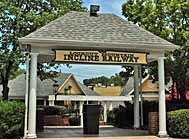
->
[[38, 136, 159, 139], [37, 127, 158, 139]]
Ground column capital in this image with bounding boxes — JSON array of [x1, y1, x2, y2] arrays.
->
[[133, 65, 139, 68], [158, 57, 166, 60], [30, 53, 39, 56]]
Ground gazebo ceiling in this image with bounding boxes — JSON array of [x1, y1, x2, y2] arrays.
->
[[19, 11, 178, 63]]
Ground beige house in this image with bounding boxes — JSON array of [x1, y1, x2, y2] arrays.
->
[[93, 75, 160, 101], [0, 73, 98, 103]]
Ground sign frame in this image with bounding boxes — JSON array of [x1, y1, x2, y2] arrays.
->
[[53, 49, 148, 65]]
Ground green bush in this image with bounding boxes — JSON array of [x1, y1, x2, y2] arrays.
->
[[0, 101, 25, 139], [69, 116, 80, 126], [167, 109, 189, 138], [113, 103, 134, 128], [44, 106, 66, 115], [107, 110, 114, 125]]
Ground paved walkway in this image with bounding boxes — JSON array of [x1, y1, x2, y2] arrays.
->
[[38, 136, 159, 139], [37, 127, 159, 139]]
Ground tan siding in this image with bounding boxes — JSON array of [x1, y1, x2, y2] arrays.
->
[[94, 86, 122, 96], [142, 80, 159, 93], [59, 77, 84, 95]]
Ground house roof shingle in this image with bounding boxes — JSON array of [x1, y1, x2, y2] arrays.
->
[[78, 82, 99, 96], [121, 77, 134, 96], [0, 73, 71, 97], [0, 73, 97, 98], [19, 11, 177, 50]]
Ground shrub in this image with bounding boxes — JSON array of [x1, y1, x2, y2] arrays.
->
[[111, 101, 158, 128], [0, 101, 25, 139], [44, 106, 66, 115], [167, 109, 189, 138], [113, 103, 133, 128], [69, 116, 80, 126], [107, 110, 114, 125]]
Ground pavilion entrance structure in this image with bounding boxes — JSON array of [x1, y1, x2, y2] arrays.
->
[[19, 10, 177, 138]]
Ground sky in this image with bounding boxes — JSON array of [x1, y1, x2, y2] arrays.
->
[[59, 0, 126, 82], [83, 0, 125, 17]]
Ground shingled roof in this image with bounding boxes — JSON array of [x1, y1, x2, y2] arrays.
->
[[0, 73, 97, 98], [120, 75, 153, 96], [19, 11, 177, 51], [78, 82, 99, 96]]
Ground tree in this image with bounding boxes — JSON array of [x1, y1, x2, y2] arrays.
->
[[122, 0, 189, 101], [83, 76, 110, 87], [83, 74, 125, 87], [110, 73, 125, 86], [119, 65, 148, 83], [0, 68, 25, 85], [0, 0, 86, 100]]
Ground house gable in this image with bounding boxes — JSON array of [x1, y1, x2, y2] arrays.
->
[[58, 75, 84, 95], [142, 79, 159, 93]]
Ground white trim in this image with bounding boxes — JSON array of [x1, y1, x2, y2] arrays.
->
[[58, 74, 72, 92], [127, 74, 150, 96], [19, 38, 178, 51], [71, 75, 86, 95], [58, 74, 85, 95], [48, 95, 132, 101]]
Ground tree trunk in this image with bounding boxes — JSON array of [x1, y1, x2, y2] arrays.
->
[[1, 58, 13, 101], [2, 85, 9, 101]]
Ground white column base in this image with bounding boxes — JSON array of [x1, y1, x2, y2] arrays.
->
[[103, 102, 107, 123], [158, 131, 169, 138], [44, 99, 47, 106], [49, 100, 54, 106], [26, 134, 37, 139], [79, 101, 84, 127]]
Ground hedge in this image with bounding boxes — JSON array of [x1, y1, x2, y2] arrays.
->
[[167, 109, 189, 138], [0, 101, 25, 139], [44, 105, 66, 115], [69, 116, 80, 126], [112, 103, 133, 128]]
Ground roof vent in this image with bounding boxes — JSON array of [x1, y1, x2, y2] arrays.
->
[[90, 5, 100, 16]]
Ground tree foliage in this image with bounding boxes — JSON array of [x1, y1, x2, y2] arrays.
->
[[122, 0, 189, 101], [83, 73, 125, 87], [0, 101, 25, 139], [0, 0, 86, 100]]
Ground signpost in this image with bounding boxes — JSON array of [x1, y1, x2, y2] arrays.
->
[[55, 50, 147, 64]]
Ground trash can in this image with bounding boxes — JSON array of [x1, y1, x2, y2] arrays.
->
[[83, 104, 100, 134]]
